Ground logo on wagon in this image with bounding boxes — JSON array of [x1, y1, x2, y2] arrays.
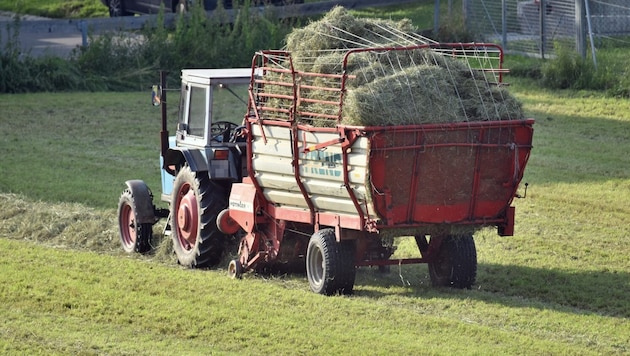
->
[[301, 151, 342, 178]]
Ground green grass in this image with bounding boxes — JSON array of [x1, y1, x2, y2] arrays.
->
[[1, 77, 630, 354], [1, 2, 630, 354], [0, 0, 444, 20], [0, 0, 106, 18], [0, 91, 166, 208], [1, 237, 628, 355]]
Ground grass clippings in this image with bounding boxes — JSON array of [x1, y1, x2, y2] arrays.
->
[[270, 6, 525, 126]]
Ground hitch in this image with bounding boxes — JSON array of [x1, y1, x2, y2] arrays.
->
[[516, 182, 529, 199]]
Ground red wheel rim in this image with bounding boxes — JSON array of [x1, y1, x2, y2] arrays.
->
[[120, 203, 136, 248], [175, 182, 199, 251]]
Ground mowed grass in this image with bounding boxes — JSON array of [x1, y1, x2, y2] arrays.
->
[[0, 0, 107, 18], [0, 0, 443, 21], [0, 91, 167, 208], [1, 77, 630, 353]]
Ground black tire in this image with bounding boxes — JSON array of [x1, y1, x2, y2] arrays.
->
[[428, 234, 477, 289], [228, 259, 243, 279], [117, 189, 152, 253], [306, 229, 356, 295], [336, 239, 357, 295], [107, 0, 132, 17], [171, 166, 227, 268]]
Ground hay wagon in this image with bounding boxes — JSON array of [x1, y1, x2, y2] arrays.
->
[[222, 43, 535, 294]]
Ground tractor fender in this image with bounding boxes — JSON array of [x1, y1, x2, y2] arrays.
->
[[124, 180, 156, 224], [164, 146, 242, 181], [164, 147, 208, 172]]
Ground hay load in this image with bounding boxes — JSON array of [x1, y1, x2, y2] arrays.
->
[[277, 7, 525, 126]]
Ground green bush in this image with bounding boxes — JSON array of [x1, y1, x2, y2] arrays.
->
[[541, 45, 613, 91], [0, 1, 297, 93]]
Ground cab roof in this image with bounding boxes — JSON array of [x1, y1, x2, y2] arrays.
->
[[181, 68, 252, 86]]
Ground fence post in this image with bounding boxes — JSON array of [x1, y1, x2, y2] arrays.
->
[[584, 0, 597, 68], [575, 0, 586, 59], [434, 0, 440, 36], [79, 20, 88, 48], [502, 0, 507, 50], [462, 0, 469, 31], [539, 0, 546, 58]]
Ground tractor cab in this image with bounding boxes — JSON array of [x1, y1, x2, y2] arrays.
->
[[158, 68, 253, 202], [176, 68, 252, 147]]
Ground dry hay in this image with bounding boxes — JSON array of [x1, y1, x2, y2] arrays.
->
[[0, 193, 174, 264], [0, 193, 120, 253], [274, 6, 525, 126], [343, 62, 524, 126], [285, 6, 417, 71]]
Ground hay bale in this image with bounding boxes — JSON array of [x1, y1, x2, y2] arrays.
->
[[343, 65, 464, 126], [276, 6, 525, 126], [286, 6, 416, 72]]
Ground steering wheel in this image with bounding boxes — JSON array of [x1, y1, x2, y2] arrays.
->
[[211, 121, 239, 142]]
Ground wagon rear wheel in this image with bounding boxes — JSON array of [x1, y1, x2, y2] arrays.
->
[[306, 229, 356, 295], [171, 166, 227, 268], [428, 234, 477, 289], [117, 189, 152, 253]]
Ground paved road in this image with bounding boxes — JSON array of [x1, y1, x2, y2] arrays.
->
[[0, 0, 419, 58], [0, 11, 85, 57]]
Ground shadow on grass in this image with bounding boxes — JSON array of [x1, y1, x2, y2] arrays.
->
[[352, 263, 630, 319], [522, 112, 630, 186]]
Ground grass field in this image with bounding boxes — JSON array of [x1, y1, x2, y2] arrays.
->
[[0, 0, 106, 18], [1, 1, 630, 354], [0, 0, 441, 23], [1, 74, 629, 354]]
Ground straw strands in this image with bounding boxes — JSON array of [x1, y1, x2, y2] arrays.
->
[[269, 7, 525, 126]]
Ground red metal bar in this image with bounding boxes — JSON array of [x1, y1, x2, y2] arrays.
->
[[298, 84, 343, 93], [370, 142, 531, 152], [468, 127, 485, 220], [346, 119, 534, 135], [375, 218, 507, 230], [405, 130, 423, 224], [302, 136, 345, 153], [296, 111, 339, 120], [338, 129, 371, 231], [246, 47, 530, 237], [356, 258, 427, 267], [280, 56, 317, 226]]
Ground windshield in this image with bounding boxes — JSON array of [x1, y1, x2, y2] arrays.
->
[[212, 83, 249, 126]]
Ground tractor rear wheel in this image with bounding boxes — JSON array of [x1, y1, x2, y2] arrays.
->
[[171, 166, 227, 268], [306, 229, 356, 295], [428, 234, 477, 289], [117, 189, 152, 253]]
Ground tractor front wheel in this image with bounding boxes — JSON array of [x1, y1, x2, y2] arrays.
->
[[117, 189, 152, 253], [171, 166, 227, 268], [428, 234, 477, 289], [306, 229, 356, 295]]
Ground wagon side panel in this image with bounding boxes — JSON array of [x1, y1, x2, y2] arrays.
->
[[250, 123, 373, 217], [368, 120, 534, 226]]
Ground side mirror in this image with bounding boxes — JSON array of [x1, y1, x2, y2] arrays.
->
[[151, 85, 162, 106]]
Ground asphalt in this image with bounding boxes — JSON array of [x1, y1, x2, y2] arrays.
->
[[0, 0, 419, 58], [0, 11, 86, 57]]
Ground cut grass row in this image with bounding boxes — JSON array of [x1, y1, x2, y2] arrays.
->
[[1, 76, 629, 353], [1, 237, 628, 355], [0, 0, 441, 23]]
